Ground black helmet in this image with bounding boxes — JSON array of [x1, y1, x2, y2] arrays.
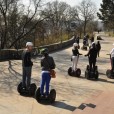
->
[[41, 48, 49, 55]]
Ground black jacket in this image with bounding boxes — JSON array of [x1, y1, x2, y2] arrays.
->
[[41, 55, 56, 71], [96, 43, 101, 51], [22, 50, 33, 67], [86, 47, 97, 61], [72, 49, 81, 56]]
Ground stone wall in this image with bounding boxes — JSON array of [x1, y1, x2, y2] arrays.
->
[[0, 37, 75, 61]]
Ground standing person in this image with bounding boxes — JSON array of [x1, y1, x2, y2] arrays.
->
[[75, 36, 80, 48], [110, 45, 114, 72], [86, 34, 89, 46], [83, 36, 87, 46], [85, 42, 98, 71], [96, 41, 101, 57], [90, 35, 94, 44], [40, 48, 56, 97], [75, 36, 80, 44], [72, 43, 82, 71], [22, 42, 33, 90]]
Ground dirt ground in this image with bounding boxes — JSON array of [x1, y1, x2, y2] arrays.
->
[[0, 32, 114, 114]]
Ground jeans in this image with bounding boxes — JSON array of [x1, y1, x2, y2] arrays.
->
[[40, 71, 51, 96], [89, 59, 96, 71], [22, 67, 32, 88]]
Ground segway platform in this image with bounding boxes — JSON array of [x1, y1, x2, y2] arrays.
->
[[68, 67, 81, 77], [106, 69, 114, 79], [85, 65, 99, 80], [35, 88, 56, 104], [17, 82, 37, 97]]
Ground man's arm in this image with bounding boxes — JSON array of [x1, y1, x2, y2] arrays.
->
[[85, 49, 91, 56]]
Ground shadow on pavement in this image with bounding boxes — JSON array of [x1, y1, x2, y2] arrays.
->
[[52, 101, 76, 111], [98, 78, 114, 84], [78, 103, 96, 110]]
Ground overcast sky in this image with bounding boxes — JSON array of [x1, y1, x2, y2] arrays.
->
[[22, 0, 102, 11], [46, 0, 102, 9]]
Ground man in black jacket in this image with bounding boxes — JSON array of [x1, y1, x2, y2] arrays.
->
[[22, 42, 33, 89], [85, 42, 97, 71]]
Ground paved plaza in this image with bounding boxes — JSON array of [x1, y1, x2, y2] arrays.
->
[[0, 32, 114, 114]]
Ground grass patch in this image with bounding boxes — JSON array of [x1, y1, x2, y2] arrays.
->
[[35, 33, 71, 47]]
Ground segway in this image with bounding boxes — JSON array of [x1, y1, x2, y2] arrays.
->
[[81, 40, 88, 51], [17, 82, 37, 97], [106, 54, 114, 79], [85, 65, 99, 80], [68, 56, 81, 77], [35, 87, 56, 103]]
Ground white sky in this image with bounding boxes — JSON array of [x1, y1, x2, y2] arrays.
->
[[45, 0, 102, 9], [23, 0, 102, 9]]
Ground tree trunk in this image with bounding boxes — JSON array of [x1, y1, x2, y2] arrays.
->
[[84, 19, 87, 35]]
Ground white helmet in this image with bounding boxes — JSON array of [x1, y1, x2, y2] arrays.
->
[[26, 42, 33, 47], [73, 43, 78, 47]]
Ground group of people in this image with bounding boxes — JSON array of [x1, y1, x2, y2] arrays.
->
[[22, 42, 55, 98], [75, 35, 101, 57], [21, 32, 114, 98], [72, 34, 102, 72], [21, 36, 102, 98], [72, 42, 98, 72]]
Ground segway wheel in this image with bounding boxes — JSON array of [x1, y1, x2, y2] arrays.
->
[[29, 83, 37, 96], [95, 66, 98, 71], [17, 82, 23, 94], [106, 70, 111, 78], [85, 71, 90, 80], [86, 65, 90, 70], [95, 71, 99, 80], [75, 69, 81, 77], [35, 88, 41, 102], [68, 67, 73, 76], [49, 89, 56, 103]]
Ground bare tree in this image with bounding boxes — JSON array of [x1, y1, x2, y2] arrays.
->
[[0, 0, 50, 49], [41, 1, 70, 41], [77, 0, 96, 35]]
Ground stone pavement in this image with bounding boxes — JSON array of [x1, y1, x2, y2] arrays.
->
[[0, 32, 114, 114], [72, 91, 114, 114]]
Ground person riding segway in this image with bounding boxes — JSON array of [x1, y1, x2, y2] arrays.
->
[[35, 48, 56, 103], [85, 42, 99, 80], [106, 44, 114, 78], [81, 36, 88, 50], [75, 36, 80, 49], [17, 42, 37, 96], [68, 43, 82, 77]]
